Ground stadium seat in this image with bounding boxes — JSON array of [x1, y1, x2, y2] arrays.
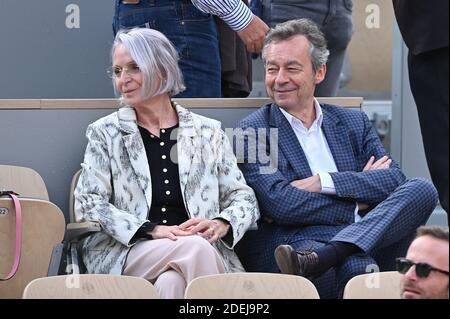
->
[[0, 198, 65, 298], [184, 272, 320, 299], [23, 274, 159, 299], [343, 271, 401, 299], [0, 164, 48, 200]]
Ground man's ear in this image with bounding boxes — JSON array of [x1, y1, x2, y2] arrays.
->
[[315, 64, 326, 85]]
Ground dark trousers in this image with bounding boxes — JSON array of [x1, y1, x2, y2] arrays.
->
[[113, 0, 221, 98], [408, 47, 449, 214], [237, 178, 437, 298]]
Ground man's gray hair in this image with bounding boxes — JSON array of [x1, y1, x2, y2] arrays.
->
[[262, 19, 329, 73], [416, 225, 449, 242], [112, 28, 185, 100]]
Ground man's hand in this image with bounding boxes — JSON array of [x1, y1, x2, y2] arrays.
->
[[357, 202, 369, 211], [237, 15, 269, 53], [363, 155, 392, 171], [290, 175, 322, 193], [357, 155, 391, 211]]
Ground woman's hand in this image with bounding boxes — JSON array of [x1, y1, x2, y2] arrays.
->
[[150, 225, 192, 241], [178, 218, 230, 244]]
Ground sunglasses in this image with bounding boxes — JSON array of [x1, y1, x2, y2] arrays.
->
[[396, 257, 449, 278]]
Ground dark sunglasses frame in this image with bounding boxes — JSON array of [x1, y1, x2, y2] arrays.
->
[[396, 257, 449, 278]]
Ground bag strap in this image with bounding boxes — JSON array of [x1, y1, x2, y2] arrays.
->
[[0, 190, 22, 281]]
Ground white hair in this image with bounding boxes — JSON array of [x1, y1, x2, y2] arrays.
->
[[112, 28, 185, 100]]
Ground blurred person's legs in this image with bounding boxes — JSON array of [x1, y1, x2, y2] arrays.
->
[[262, 0, 353, 96], [408, 47, 449, 214], [317, 0, 353, 96], [216, 16, 253, 98], [113, 0, 221, 97], [124, 236, 225, 298]]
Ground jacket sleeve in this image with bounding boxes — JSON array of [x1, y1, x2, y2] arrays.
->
[[74, 124, 148, 247], [330, 112, 406, 205], [236, 124, 356, 226], [215, 128, 260, 248]]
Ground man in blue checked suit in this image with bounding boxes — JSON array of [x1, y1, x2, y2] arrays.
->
[[235, 19, 439, 298]]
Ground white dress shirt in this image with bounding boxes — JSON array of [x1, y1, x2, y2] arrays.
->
[[192, 0, 253, 31], [280, 99, 361, 222]]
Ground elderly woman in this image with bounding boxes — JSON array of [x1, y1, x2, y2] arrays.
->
[[74, 28, 259, 298]]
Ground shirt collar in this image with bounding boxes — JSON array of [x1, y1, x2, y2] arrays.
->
[[279, 98, 323, 131]]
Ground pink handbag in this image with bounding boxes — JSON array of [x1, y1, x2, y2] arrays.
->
[[0, 190, 22, 281]]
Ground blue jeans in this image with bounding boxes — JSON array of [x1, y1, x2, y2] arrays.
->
[[113, 0, 221, 98], [260, 0, 353, 96]]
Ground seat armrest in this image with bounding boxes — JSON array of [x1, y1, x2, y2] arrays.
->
[[64, 221, 101, 242]]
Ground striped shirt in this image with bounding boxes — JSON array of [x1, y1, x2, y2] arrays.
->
[[192, 0, 253, 31]]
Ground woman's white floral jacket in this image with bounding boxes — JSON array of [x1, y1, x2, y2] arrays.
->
[[74, 103, 260, 274]]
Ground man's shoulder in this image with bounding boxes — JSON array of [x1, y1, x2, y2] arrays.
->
[[321, 103, 365, 123]]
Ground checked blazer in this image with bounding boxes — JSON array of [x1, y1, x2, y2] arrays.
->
[[237, 102, 406, 227], [235, 102, 437, 298]]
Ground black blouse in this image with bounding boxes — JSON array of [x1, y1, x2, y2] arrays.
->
[[132, 124, 189, 240], [132, 123, 232, 243]]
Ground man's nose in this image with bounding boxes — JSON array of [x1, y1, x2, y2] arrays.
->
[[275, 69, 289, 83], [404, 265, 418, 280]]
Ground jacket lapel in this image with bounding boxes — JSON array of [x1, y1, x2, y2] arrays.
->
[[321, 106, 356, 172], [270, 104, 312, 177], [118, 107, 153, 210], [174, 104, 196, 207]]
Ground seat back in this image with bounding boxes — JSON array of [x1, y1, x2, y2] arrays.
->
[[0, 198, 65, 298], [23, 274, 159, 299], [0, 165, 48, 200], [184, 272, 320, 299], [343, 271, 402, 299], [69, 169, 81, 223]]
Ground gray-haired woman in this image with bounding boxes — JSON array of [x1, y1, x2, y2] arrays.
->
[[74, 28, 259, 298]]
